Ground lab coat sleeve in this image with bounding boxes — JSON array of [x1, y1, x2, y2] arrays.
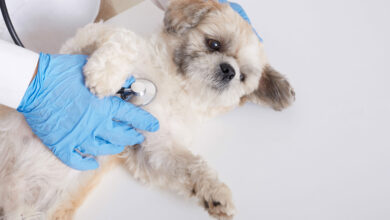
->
[[151, 0, 170, 10], [0, 39, 39, 109]]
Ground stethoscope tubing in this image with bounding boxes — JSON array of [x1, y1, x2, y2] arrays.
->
[[0, 0, 24, 47]]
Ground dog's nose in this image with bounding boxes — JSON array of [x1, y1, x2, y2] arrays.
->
[[220, 63, 236, 80]]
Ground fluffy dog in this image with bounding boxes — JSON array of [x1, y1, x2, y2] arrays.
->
[[0, 0, 295, 219]]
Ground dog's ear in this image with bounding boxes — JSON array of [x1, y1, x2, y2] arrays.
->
[[164, 0, 217, 35], [243, 65, 295, 111]]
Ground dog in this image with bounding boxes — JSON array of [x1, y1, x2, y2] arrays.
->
[[0, 0, 295, 219]]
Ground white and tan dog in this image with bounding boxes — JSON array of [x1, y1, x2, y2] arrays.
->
[[0, 0, 295, 219]]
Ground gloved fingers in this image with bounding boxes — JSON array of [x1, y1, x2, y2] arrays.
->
[[111, 97, 159, 132], [81, 138, 126, 156], [122, 76, 136, 88], [97, 120, 145, 146], [94, 142, 125, 155], [67, 148, 99, 171]]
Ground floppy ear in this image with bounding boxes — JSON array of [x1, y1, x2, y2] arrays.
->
[[164, 0, 216, 35], [244, 65, 295, 111]]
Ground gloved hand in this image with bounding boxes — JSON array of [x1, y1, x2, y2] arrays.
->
[[17, 53, 159, 171], [218, 0, 263, 42]]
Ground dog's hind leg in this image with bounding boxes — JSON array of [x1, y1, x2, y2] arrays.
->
[[48, 157, 120, 220]]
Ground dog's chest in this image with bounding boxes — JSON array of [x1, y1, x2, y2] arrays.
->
[[130, 73, 201, 147]]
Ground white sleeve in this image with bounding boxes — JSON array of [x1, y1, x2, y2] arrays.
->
[[150, 0, 170, 10], [0, 40, 39, 109]]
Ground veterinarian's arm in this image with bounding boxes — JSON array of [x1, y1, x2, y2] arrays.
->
[[0, 40, 39, 108]]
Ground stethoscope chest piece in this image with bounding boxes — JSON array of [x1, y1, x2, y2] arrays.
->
[[117, 79, 157, 106]]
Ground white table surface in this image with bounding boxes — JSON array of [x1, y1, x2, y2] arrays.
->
[[27, 0, 387, 219]]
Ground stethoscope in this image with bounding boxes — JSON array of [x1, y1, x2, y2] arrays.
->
[[0, 0, 24, 47], [1, 0, 157, 106], [117, 78, 157, 106]]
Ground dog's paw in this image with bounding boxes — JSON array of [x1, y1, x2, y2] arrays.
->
[[195, 182, 236, 220], [83, 62, 127, 98], [84, 74, 121, 98]]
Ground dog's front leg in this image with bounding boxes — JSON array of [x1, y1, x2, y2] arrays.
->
[[83, 32, 147, 97], [61, 23, 147, 97], [121, 141, 236, 220]]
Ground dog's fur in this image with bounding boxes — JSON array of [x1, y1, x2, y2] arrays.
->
[[0, 0, 295, 219]]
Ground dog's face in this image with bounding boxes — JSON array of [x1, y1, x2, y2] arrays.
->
[[164, 0, 295, 112]]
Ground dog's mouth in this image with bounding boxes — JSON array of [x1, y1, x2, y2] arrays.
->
[[210, 71, 232, 91]]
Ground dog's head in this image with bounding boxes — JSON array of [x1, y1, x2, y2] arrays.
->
[[164, 0, 295, 113]]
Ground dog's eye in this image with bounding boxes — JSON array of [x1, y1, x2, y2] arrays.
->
[[240, 73, 246, 82], [206, 39, 221, 51]]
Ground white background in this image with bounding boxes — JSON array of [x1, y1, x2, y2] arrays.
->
[[2, 0, 389, 219]]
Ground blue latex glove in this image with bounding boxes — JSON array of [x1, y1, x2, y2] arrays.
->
[[218, 0, 263, 42], [17, 53, 159, 171]]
